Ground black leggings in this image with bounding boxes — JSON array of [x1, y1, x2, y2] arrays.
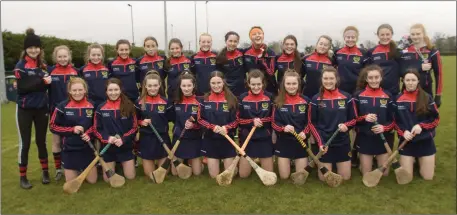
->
[[16, 106, 49, 168]]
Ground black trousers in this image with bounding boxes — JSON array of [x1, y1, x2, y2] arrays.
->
[[16, 106, 49, 167]]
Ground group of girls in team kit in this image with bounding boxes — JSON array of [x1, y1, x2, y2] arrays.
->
[[15, 22, 442, 189]]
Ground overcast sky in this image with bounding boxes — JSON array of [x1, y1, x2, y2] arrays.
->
[[1, 1, 456, 52]]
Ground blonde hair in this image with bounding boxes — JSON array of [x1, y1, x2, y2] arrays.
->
[[52, 45, 72, 64], [199, 33, 212, 42], [316, 35, 334, 58], [410, 23, 434, 49], [343, 26, 359, 41], [67, 77, 88, 98], [85, 43, 105, 64]]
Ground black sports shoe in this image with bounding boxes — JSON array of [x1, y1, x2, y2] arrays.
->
[[42, 171, 50, 184], [55, 168, 64, 181], [20, 176, 33, 189]]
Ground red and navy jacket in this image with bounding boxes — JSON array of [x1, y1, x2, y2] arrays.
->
[[334, 46, 368, 94], [14, 56, 49, 109], [394, 89, 439, 142], [94, 98, 137, 148], [191, 50, 218, 96], [166, 55, 192, 99], [79, 62, 110, 107], [197, 91, 238, 139], [242, 45, 277, 94], [49, 98, 94, 151], [366, 44, 401, 96], [107, 57, 139, 102], [135, 94, 174, 136], [353, 86, 395, 136], [238, 90, 273, 140], [399, 45, 443, 97], [272, 93, 313, 142], [216, 48, 246, 96], [309, 89, 357, 147], [301, 51, 336, 98], [136, 53, 167, 85], [172, 95, 202, 139], [48, 64, 79, 111], [275, 52, 297, 85]]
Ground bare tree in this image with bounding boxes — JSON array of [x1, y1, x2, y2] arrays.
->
[[240, 42, 251, 49], [268, 40, 282, 54], [364, 40, 377, 49], [333, 40, 343, 49]]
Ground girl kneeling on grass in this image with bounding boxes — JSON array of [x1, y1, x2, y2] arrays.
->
[[134, 71, 174, 177], [94, 78, 137, 181], [308, 67, 357, 181], [272, 69, 311, 180], [49, 77, 97, 183], [238, 69, 274, 178], [198, 71, 238, 178], [353, 65, 395, 176], [170, 72, 203, 176], [394, 68, 440, 180]]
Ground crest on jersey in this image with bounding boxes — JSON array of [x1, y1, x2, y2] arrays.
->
[[158, 105, 165, 112], [353, 56, 360, 63], [422, 53, 429, 60], [157, 62, 163, 69], [380, 99, 388, 108], [101, 71, 108, 78], [183, 63, 190, 70], [86, 109, 93, 117], [261, 102, 269, 110], [210, 58, 216, 65], [129, 65, 135, 72], [338, 100, 346, 108], [222, 104, 229, 111], [238, 58, 243, 65], [192, 105, 198, 113], [298, 104, 306, 113]]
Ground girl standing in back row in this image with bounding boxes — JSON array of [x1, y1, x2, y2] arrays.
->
[[191, 33, 218, 96], [165, 38, 192, 99], [136, 36, 167, 89], [108, 39, 138, 103]]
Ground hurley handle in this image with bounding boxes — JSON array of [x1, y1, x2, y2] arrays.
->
[[374, 121, 394, 155], [149, 123, 165, 143], [241, 126, 257, 152], [169, 116, 196, 154]]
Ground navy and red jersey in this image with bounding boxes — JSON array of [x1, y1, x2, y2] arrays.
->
[[275, 52, 297, 85], [334, 46, 368, 94], [366, 44, 401, 96], [272, 94, 312, 140], [238, 90, 273, 140], [49, 98, 94, 151], [94, 98, 137, 147], [107, 57, 139, 102], [242, 45, 277, 94], [301, 51, 336, 98], [166, 55, 192, 99], [48, 64, 79, 111], [399, 45, 443, 96], [14, 56, 49, 109], [197, 91, 238, 139], [191, 50, 218, 96], [134, 94, 174, 135], [79, 62, 110, 106], [353, 86, 395, 136], [136, 53, 167, 85], [394, 89, 439, 142], [216, 48, 246, 96], [172, 95, 202, 139], [309, 89, 357, 147]]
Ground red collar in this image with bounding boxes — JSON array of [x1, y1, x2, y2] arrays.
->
[[25, 55, 38, 64], [313, 51, 328, 57], [144, 53, 159, 59], [170, 55, 187, 64], [144, 94, 165, 103], [56, 63, 72, 69], [182, 94, 197, 103], [250, 44, 266, 55], [403, 88, 419, 96], [248, 90, 265, 98], [68, 97, 92, 108], [198, 50, 212, 57], [208, 91, 226, 102], [365, 85, 382, 92], [88, 62, 104, 69], [285, 93, 300, 103], [345, 45, 357, 51], [107, 98, 121, 107], [322, 88, 338, 98], [116, 56, 131, 63]]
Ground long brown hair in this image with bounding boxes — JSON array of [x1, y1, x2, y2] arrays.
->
[[282, 35, 302, 75], [105, 78, 135, 117], [20, 28, 47, 70], [140, 70, 165, 110], [410, 23, 434, 50], [356, 64, 383, 91], [274, 69, 302, 108], [165, 38, 183, 69], [245, 69, 267, 91], [318, 66, 340, 100], [377, 24, 399, 59], [115, 39, 131, 57], [175, 72, 197, 104], [216, 31, 240, 65], [402, 68, 429, 116], [204, 71, 238, 110], [143, 36, 158, 47]]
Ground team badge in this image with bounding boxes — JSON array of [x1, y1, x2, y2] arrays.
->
[[422, 53, 429, 60], [348, 151, 352, 158], [380, 99, 388, 108], [353, 56, 360, 63], [101, 71, 108, 78], [183, 63, 190, 70], [338, 100, 346, 108], [261, 102, 269, 110], [129, 65, 135, 72], [158, 105, 165, 112], [210, 58, 216, 65], [298, 104, 306, 113], [192, 106, 198, 113], [238, 58, 243, 65], [86, 109, 93, 117], [222, 104, 229, 111], [157, 62, 163, 69]]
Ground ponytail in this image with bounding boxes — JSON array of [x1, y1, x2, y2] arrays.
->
[[293, 50, 302, 76], [388, 40, 399, 59], [216, 47, 229, 65], [424, 36, 434, 50]]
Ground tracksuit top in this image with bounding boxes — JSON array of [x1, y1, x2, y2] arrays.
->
[[49, 98, 95, 151], [94, 98, 138, 148], [275, 52, 296, 85], [238, 90, 273, 140], [136, 53, 167, 85], [197, 91, 238, 139], [216, 48, 246, 96], [172, 95, 202, 139], [394, 89, 440, 142], [134, 94, 173, 136], [301, 51, 335, 98], [14, 56, 49, 109], [191, 50, 218, 95], [272, 93, 312, 142], [48, 64, 79, 110], [309, 89, 357, 147], [107, 57, 139, 102], [334, 46, 368, 94], [399, 45, 443, 96], [79, 62, 110, 105], [353, 86, 395, 136], [166, 55, 192, 98], [366, 44, 401, 96], [242, 45, 277, 94]]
